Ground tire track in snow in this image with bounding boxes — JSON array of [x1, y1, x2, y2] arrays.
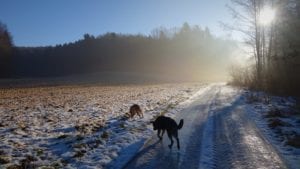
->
[[212, 87, 287, 169], [122, 84, 288, 169], [122, 84, 221, 169], [178, 86, 220, 169]]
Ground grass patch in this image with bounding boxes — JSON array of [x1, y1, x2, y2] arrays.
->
[[0, 150, 5, 155], [92, 124, 104, 132], [286, 135, 300, 148], [73, 150, 86, 158], [293, 101, 300, 115], [75, 123, 91, 133], [35, 148, 44, 156], [101, 131, 109, 139], [76, 134, 84, 141], [73, 143, 86, 149], [17, 123, 27, 131], [51, 160, 64, 168], [245, 93, 261, 103], [57, 134, 69, 139], [267, 119, 292, 129], [94, 139, 102, 148], [0, 156, 10, 164], [60, 159, 69, 166], [264, 109, 286, 118], [7, 164, 22, 169], [119, 122, 126, 128], [20, 155, 37, 169], [38, 166, 55, 169]]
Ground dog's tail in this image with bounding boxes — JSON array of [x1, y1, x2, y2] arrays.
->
[[177, 119, 184, 130]]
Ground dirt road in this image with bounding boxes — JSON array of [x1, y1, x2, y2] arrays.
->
[[122, 84, 288, 169]]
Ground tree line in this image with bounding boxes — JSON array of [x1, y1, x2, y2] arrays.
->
[[228, 0, 300, 96], [0, 22, 13, 78], [0, 22, 235, 82]]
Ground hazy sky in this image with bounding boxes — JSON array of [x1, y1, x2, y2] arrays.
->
[[0, 0, 233, 47]]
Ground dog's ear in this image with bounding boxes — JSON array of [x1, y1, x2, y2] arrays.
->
[[150, 121, 154, 124]]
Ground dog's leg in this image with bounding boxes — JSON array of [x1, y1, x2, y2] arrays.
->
[[161, 129, 165, 138], [174, 131, 180, 150], [130, 112, 134, 119], [176, 137, 180, 150], [167, 130, 173, 149], [157, 129, 162, 140], [140, 111, 144, 118]]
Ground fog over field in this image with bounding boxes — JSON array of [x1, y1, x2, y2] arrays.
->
[[9, 24, 238, 83]]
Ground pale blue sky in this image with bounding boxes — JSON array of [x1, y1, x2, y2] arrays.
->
[[0, 0, 233, 47]]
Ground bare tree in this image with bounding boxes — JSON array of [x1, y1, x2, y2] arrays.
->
[[227, 0, 300, 95], [225, 0, 276, 89]]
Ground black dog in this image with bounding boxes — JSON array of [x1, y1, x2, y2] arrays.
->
[[151, 116, 184, 149]]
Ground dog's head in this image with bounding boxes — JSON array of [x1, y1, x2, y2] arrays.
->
[[150, 121, 157, 130]]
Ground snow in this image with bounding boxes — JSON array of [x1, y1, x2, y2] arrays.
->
[[0, 83, 204, 168], [122, 84, 298, 169], [1, 83, 299, 169], [198, 111, 215, 169], [241, 89, 300, 169]]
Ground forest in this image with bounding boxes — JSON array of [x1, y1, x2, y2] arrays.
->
[[0, 23, 234, 82], [228, 0, 300, 96]]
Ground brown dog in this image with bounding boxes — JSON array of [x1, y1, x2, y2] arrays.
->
[[129, 104, 143, 118]]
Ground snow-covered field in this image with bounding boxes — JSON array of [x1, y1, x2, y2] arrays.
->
[[243, 91, 300, 168], [0, 83, 204, 169]]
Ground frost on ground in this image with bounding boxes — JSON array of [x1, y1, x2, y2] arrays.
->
[[242, 90, 300, 169], [121, 84, 291, 169], [0, 83, 203, 169], [120, 84, 298, 169]]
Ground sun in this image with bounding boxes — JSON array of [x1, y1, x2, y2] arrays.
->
[[259, 7, 276, 25]]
